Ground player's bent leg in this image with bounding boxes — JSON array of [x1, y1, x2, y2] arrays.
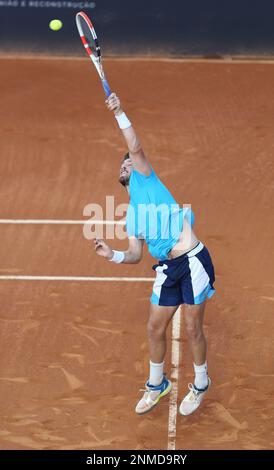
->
[[183, 301, 207, 366], [147, 303, 179, 363], [179, 301, 211, 416], [135, 304, 178, 415]]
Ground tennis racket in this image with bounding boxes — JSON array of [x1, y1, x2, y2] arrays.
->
[[75, 11, 111, 98]]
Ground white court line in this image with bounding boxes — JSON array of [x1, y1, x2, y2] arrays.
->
[[167, 307, 181, 451], [0, 275, 154, 282], [0, 219, 125, 225]]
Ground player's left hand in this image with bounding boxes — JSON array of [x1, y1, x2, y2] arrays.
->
[[93, 238, 113, 260]]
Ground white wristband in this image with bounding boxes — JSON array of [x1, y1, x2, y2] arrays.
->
[[115, 112, 132, 130], [109, 250, 125, 264]]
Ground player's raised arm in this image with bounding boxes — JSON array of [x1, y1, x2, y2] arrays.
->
[[106, 93, 151, 176]]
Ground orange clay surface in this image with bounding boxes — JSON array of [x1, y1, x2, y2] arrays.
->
[[0, 57, 273, 450]]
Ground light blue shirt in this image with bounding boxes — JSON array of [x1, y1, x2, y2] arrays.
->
[[126, 167, 194, 260]]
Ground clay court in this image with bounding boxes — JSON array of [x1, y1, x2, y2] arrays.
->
[[0, 56, 273, 450]]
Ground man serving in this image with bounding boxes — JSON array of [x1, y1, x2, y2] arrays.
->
[[94, 93, 215, 416]]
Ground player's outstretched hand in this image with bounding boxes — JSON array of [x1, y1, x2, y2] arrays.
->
[[106, 93, 122, 115], [94, 238, 113, 260]]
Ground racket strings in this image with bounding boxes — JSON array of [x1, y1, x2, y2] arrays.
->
[[91, 37, 101, 58], [79, 17, 101, 59]]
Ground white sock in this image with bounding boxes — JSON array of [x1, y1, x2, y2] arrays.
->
[[149, 360, 164, 386], [194, 362, 208, 390]]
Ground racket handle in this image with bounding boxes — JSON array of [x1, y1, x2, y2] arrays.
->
[[102, 79, 111, 98]]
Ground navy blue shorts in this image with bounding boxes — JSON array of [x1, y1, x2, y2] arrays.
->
[[150, 242, 215, 306]]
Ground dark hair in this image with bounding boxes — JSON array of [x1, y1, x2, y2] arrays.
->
[[122, 152, 130, 162]]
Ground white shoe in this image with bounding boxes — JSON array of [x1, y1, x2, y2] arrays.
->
[[179, 377, 211, 416], [135, 375, 172, 415]]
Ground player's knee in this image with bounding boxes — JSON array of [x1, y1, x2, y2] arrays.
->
[[185, 322, 203, 342], [147, 321, 166, 340]]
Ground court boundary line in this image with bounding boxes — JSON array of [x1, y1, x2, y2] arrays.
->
[[0, 219, 125, 225], [167, 307, 181, 450], [0, 275, 154, 282]]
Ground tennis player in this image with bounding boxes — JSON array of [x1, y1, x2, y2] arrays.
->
[[94, 93, 215, 416]]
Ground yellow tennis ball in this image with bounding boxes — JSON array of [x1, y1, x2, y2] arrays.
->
[[49, 19, 63, 31]]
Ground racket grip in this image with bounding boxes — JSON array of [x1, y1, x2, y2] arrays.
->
[[102, 79, 111, 98]]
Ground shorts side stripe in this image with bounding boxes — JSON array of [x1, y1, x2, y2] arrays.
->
[[150, 263, 168, 304], [188, 256, 210, 299]]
